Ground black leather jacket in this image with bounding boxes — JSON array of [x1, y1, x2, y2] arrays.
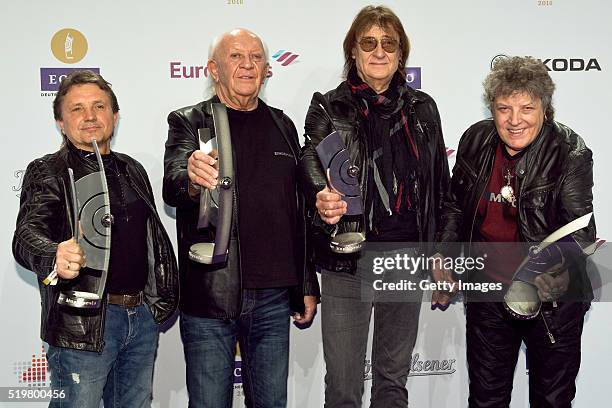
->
[[299, 82, 450, 273], [13, 142, 179, 352], [436, 119, 595, 300], [163, 97, 320, 318]]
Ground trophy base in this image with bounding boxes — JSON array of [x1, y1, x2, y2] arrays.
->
[[330, 232, 365, 254], [189, 243, 228, 264], [57, 291, 102, 309], [504, 281, 541, 320]]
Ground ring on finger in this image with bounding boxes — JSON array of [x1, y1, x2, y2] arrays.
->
[[67, 262, 71, 270], [323, 209, 328, 217]]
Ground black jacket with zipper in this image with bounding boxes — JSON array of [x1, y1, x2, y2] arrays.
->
[[436, 118, 595, 301], [299, 81, 450, 273], [13, 141, 179, 352], [163, 97, 320, 318]]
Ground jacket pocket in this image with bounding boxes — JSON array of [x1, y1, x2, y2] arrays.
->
[[521, 181, 555, 209]]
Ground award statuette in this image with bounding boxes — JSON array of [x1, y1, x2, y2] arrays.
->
[[315, 122, 365, 254], [57, 139, 111, 309], [504, 212, 594, 319], [189, 103, 234, 264]]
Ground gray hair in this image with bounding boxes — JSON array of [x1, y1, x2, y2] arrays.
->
[[483, 56, 555, 120]]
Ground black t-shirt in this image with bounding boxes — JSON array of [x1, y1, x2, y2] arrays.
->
[[227, 104, 299, 289], [101, 154, 150, 294]]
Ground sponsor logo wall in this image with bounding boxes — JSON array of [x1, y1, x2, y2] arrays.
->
[[1, 1, 611, 407]]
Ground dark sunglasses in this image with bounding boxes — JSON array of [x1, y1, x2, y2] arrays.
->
[[358, 36, 399, 53]]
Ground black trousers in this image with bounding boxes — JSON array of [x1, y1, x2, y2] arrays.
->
[[465, 301, 588, 408]]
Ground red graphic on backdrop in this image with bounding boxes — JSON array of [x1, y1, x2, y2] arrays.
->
[[14, 345, 48, 386]]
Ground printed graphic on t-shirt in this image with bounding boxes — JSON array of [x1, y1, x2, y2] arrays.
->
[[484, 191, 517, 208], [273, 151, 294, 159]]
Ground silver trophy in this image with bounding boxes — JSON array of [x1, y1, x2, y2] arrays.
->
[[189, 103, 234, 264], [504, 212, 594, 319], [57, 139, 111, 308], [315, 129, 365, 254]]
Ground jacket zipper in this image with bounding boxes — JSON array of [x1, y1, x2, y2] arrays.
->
[[541, 312, 556, 344]]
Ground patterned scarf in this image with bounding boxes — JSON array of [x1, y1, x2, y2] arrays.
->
[[347, 66, 420, 231]]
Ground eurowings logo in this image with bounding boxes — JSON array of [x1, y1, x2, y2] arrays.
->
[[272, 50, 299, 66]]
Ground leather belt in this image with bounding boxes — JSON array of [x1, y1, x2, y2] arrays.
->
[[107, 292, 144, 308]]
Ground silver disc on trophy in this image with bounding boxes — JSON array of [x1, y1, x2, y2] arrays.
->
[[503, 281, 541, 320], [316, 129, 365, 254], [330, 232, 365, 254], [313, 92, 365, 254], [189, 103, 234, 265], [57, 139, 111, 309], [503, 212, 594, 319]]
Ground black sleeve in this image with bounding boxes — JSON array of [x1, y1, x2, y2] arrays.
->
[[163, 110, 200, 209], [12, 159, 65, 278]]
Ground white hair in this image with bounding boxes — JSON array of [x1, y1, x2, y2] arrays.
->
[[204, 28, 269, 98]]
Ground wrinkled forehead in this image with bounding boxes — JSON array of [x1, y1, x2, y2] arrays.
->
[[220, 32, 264, 55], [63, 83, 110, 103]]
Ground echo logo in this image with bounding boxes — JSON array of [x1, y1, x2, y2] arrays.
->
[[51, 28, 88, 64]]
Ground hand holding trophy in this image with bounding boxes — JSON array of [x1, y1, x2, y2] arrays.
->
[[188, 103, 234, 264], [504, 212, 595, 319], [43, 139, 111, 309], [314, 92, 365, 254]]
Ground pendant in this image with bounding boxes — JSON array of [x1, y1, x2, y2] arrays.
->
[[501, 185, 515, 203]]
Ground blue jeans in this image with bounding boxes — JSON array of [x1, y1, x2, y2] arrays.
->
[[47, 303, 159, 408], [180, 288, 290, 408]]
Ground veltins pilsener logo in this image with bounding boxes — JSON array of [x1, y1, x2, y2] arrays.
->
[[364, 353, 456, 380], [41, 28, 100, 95], [405, 67, 421, 89]]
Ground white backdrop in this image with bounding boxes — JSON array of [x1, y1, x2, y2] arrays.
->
[[1, 1, 610, 406]]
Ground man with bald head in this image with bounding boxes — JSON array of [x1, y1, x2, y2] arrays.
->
[[163, 28, 319, 407]]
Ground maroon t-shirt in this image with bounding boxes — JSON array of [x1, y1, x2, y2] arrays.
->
[[475, 143, 523, 284]]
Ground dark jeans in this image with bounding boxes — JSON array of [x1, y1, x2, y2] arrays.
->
[[466, 301, 588, 408], [180, 288, 290, 408], [321, 261, 422, 408], [47, 303, 159, 408]]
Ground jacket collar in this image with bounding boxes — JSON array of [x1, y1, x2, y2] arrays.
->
[[201, 95, 299, 162], [331, 79, 427, 107]]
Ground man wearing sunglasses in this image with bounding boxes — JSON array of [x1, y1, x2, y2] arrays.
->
[[299, 5, 449, 407]]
